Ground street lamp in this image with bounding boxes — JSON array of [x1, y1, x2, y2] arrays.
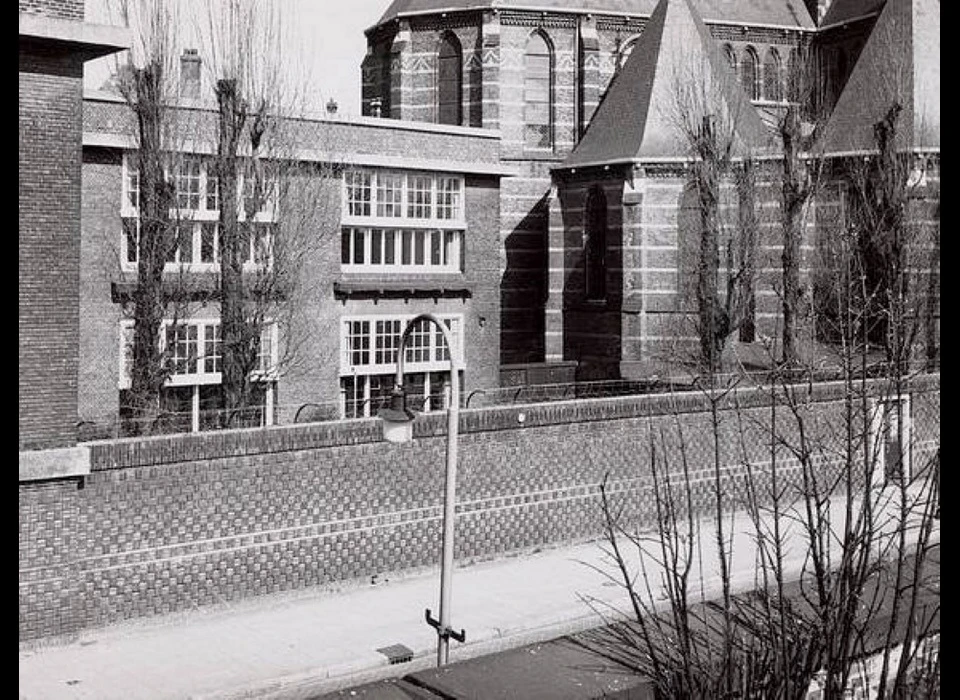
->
[[377, 313, 466, 666]]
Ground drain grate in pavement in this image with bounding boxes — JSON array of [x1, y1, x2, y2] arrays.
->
[[376, 643, 414, 665]]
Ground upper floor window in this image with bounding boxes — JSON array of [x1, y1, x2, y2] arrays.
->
[[122, 152, 276, 221], [524, 31, 553, 150], [121, 219, 275, 271], [176, 156, 203, 210], [437, 32, 462, 126], [342, 170, 464, 226], [740, 46, 761, 101], [763, 48, 784, 102]]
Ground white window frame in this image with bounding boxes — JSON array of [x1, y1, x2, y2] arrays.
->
[[341, 169, 465, 228], [118, 318, 278, 389], [869, 394, 912, 487], [339, 313, 463, 376], [340, 227, 462, 273], [120, 152, 278, 273]]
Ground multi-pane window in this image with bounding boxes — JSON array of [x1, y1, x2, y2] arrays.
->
[[176, 157, 203, 210], [339, 314, 463, 418], [436, 177, 461, 220], [740, 47, 761, 101], [119, 319, 277, 433], [120, 319, 276, 387], [376, 172, 404, 218], [121, 152, 277, 271], [203, 324, 221, 374], [407, 175, 433, 219], [341, 170, 465, 273], [524, 32, 553, 149], [346, 170, 372, 217], [341, 315, 461, 374], [763, 48, 784, 102], [165, 323, 199, 376], [341, 228, 461, 272], [124, 157, 140, 211]]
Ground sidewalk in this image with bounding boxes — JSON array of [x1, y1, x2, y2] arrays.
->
[[19, 491, 936, 700]]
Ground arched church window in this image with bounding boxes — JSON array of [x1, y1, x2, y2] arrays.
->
[[584, 186, 607, 300], [437, 33, 462, 126], [524, 31, 553, 149], [741, 46, 761, 101], [763, 48, 783, 101], [723, 43, 738, 73]]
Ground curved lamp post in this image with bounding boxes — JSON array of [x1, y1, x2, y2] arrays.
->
[[378, 313, 465, 666]]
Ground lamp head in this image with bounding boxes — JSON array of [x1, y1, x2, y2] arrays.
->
[[378, 385, 416, 443]]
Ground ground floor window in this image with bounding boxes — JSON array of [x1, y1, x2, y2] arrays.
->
[[118, 318, 278, 434], [339, 313, 463, 419], [340, 370, 461, 419]]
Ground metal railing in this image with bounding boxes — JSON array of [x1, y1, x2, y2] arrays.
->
[[76, 359, 939, 441]]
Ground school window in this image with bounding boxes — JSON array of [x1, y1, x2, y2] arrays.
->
[[119, 319, 278, 432], [341, 170, 465, 273], [121, 152, 277, 272], [123, 156, 139, 212], [346, 170, 372, 217], [339, 314, 462, 418], [407, 175, 433, 219]]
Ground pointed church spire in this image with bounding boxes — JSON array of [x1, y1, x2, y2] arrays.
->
[[817, 0, 939, 154], [562, 0, 772, 170]]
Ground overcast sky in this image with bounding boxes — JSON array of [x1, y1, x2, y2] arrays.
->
[[85, 1, 390, 115]]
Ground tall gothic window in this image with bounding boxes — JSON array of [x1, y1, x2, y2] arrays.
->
[[584, 186, 607, 300], [437, 33, 462, 126], [723, 43, 738, 73], [524, 31, 553, 149], [763, 48, 784, 101], [741, 46, 760, 101]]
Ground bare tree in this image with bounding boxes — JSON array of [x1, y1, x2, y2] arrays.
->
[[108, 0, 184, 434], [580, 95, 941, 697], [667, 52, 763, 379], [195, 0, 336, 427]]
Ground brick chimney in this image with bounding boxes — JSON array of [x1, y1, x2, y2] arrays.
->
[[180, 48, 201, 99]]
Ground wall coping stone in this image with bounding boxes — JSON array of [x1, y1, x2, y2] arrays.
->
[[84, 374, 938, 472], [19, 446, 91, 482]]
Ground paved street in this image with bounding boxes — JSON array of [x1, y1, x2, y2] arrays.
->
[[19, 492, 936, 700]]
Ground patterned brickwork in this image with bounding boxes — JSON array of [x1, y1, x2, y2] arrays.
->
[[19, 0, 82, 20], [19, 376, 939, 641]]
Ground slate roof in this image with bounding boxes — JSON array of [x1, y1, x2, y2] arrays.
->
[[817, 0, 939, 154], [371, 0, 814, 30], [819, 0, 886, 27], [560, 0, 774, 169]]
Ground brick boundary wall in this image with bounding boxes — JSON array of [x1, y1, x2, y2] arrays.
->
[[19, 375, 940, 642]]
